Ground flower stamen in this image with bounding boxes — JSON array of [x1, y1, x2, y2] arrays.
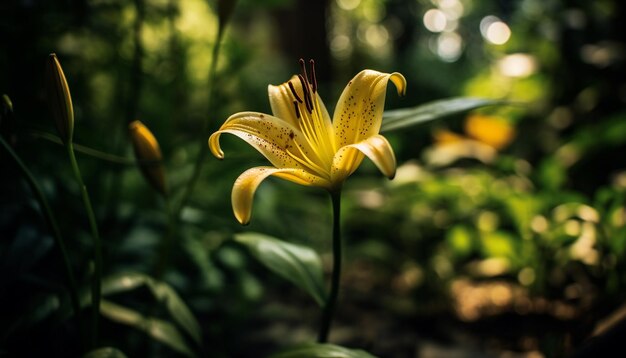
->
[[293, 100, 301, 119], [309, 59, 318, 93], [288, 81, 303, 104], [299, 58, 310, 88], [298, 74, 313, 113]]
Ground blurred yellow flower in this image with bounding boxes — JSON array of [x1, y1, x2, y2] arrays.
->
[[429, 115, 515, 166], [210, 60, 406, 224], [433, 129, 466, 145], [129, 120, 167, 195], [464, 114, 515, 150], [45, 53, 74, 144]]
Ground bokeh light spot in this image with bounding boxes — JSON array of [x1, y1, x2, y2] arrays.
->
[[498, 53, 538, 77], [423, 9, 447, 33], [437, 32, 462, 62], [485, 21, 511, 45], [337, 0, 361, 11]]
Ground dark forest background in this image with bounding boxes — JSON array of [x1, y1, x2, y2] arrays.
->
[[2, 0, 626, 357]]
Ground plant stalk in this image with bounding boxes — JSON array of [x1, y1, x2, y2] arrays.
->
[[1, 137, 82, 335], [175, 24, 225, 217], [318, 189, 342, 343], [67, 142, 102, 348], [155, 195, 176, 280]]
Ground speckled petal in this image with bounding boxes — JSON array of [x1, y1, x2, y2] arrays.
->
[[331, 134, 397, 184], [232, 166, 331, 224], [209, 111, 316, 170], [333, 70, 406, 148]]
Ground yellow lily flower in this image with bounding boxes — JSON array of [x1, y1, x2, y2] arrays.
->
[[209, 60, 406, 224]]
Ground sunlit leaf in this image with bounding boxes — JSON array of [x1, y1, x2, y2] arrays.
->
[[381, 97, 506, 132], [446, 225, 474, 258], [100, 300, 196, 357], [99, 272, 201, 345], [505, 195, 540, 240], [234, 232, 327, 306], [83, 347, 128, 358], [480, 231, 517, 260], [270, 343, 378, 358], [537, 157, 566, 190]]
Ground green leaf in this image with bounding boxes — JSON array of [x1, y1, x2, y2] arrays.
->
[[270, 343, 379, 358], [504, 195, 540, 240], [480, 231, 517, 260], [100, 300, 196, 357], [99, 272, 201, 345], [381, 97, 507, 132], [446, 225, 474, 258], [234, 232, 327, 306], [83, 347, 128, 358]]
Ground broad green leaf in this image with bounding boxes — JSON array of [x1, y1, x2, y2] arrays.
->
[[270, 343, 378, 358], [234, 232, 327, 306], [381, 97, 506, 132], [83, 347, 128, 358], [100, 300, 196, 357], [99, 272, 201, 345]]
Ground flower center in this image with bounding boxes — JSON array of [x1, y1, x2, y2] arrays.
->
[[286, 59, 336, 177]]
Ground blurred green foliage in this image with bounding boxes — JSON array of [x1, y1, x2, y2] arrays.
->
[[1, 0, 626, 357]]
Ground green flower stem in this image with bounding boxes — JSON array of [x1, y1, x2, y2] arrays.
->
[[175, 21, 226, 217], [318, 189, 342, 343], [0, 137, 82, 334], [66, 142, 102, 348]]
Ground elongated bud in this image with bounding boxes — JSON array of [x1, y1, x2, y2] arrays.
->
[[129, 120, 168, 195], [45, 53, 74, 144]]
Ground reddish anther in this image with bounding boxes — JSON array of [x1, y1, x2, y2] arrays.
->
[[288, 81, 303, 103]]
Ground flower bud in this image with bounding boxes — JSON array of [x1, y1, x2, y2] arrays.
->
[[129, 120, 167, 195], [45, 53, 74, 144]]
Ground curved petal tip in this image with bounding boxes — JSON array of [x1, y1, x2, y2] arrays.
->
[[208, 132, 225, 159], [390, 72, 407, 97]]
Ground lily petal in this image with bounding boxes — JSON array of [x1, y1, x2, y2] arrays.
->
[[232, 166, 331, 224], [209, 111, 316, 170], [331, 134, 397, 184], [268, 75, 302, 128], [333, 70, 406, 148]]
